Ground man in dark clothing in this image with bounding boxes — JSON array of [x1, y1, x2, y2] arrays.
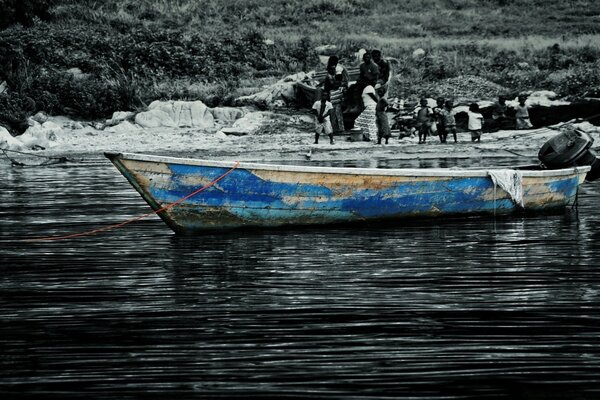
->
[[358, 51, 379, 87], [371, 49, 390, 86]]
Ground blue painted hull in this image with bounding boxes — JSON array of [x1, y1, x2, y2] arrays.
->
[[106, 153, 589, 233]]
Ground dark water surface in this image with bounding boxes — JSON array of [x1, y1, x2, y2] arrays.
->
[[2, 155, 600, 399]]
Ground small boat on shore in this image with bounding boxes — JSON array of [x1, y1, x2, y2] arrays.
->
[[106, 152, 590, 234]]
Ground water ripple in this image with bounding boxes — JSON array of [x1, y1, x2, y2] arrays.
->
[[1, 156, 600, 399]]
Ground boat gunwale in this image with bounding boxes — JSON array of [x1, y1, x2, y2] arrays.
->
[[107, 152, 591, 178]]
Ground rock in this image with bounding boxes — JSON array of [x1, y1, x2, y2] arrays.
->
[[210, 107, 244, 122], [412, 48, 426, 59], [26, 118, 41, 128], [283, 71, 308, 83], [572, 121, 600, 134], [106, 120, 139, 134], [135, 100, 214, 129], [295, 115, 315, 124], [315, 44, 338, 55], [18, 121, 60, 149], [530, 90, 557, 100], [106, 111, 135, 126], [67, 121, 85, 130], [135, 109, 175, 128], [30, 111, 48, 124], [219, 127, 249, 136], [92, 122, 105, 130], [0, 81, 6, 94], [66, 67, 89, 80], [0, 126, 24, 150], [214, 130, 228, 140], [229, 111, 269, 134], [235, 79, 296, 109]]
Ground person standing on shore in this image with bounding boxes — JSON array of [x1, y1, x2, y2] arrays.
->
[[442, 100, 457, 143], [433, 97, 446, 143], [327, 55, 349, 91], [415, 98, 433, 144], [354, 82, 379, 141], [515, 95, 533, 129], [371, 49, 390, 87], [323, 64, 345, 133], [358, 51, 379, 87], [375, 84, 391, 144], [491, 95, 510, 131], [311, 91, 334, 145], [468, 103, 484, 142]]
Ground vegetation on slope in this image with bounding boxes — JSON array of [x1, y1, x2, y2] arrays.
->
[[1, 0, 600, 133]]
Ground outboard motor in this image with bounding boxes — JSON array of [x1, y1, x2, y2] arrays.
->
[[538, 129, 600, 181]]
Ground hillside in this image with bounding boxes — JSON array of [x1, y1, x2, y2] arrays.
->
[[1, 0, 600, 133]]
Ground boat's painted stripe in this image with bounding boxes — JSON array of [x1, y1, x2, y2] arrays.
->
[[113, 152, 590, 179], [141, 164, 574, 219]]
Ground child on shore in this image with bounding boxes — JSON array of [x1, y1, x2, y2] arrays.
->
[[415, 98, 433, 144], [515, 95, 533, 129], [311, 91, 334, 145], [468, 103, 483, 142], [433, 97, 445, 143], [375, 84, 391, 144], [442, 100, 457, 143]]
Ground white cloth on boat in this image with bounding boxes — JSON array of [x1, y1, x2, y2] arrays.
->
[[487, 169, 524, 208]]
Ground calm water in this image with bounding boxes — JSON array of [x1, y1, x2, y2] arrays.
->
[[2, 155, 600, 399]]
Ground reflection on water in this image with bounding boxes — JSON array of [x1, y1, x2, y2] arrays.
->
[[1, 156, 600, 399]]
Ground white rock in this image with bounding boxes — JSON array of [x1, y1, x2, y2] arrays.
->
[[530, 90, 558, 100], [68, 121, 85, 130], [412, 48, 426, 59], [26, 118, 41, 128], [214, 130, 228, 139], [235, 81, 296, 108], [135, 109, 175, 128], [315, 44, 338, 55], [211, 107, 244, 122], [219, 127, 249, 136], [283, 71, 308, 83], [19, 123, 58, 149], [41, 121, 61, 132], [106, 120, 139, 133], [137, 100, 214, 128], [0, 126, 24, 150], [230, 111, 267, 133], [31, 111, 49, 124], [572, 121, 600, 134], [106, 111, 135, 126]]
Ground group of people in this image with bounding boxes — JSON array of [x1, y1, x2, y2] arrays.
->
[[413, 94, 532, 144], [311, 49, 534, 146], [311, 49, 393, 145], [414, 98, 459, 144]]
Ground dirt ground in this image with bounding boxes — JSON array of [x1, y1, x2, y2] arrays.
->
[[38, 113, 597, 165]]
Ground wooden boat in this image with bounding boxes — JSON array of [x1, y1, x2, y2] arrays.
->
[[105, 152, 590, 234]]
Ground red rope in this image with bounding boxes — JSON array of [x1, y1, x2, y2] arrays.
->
[[22, 161, 240, 242]]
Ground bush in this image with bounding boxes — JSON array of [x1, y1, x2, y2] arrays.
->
[[0, 93, 35, 134], [552, 62, 600, 97], [0, 0, 54, 29]]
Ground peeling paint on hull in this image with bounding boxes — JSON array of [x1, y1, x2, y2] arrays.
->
[[106, 153, 590, 233]]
